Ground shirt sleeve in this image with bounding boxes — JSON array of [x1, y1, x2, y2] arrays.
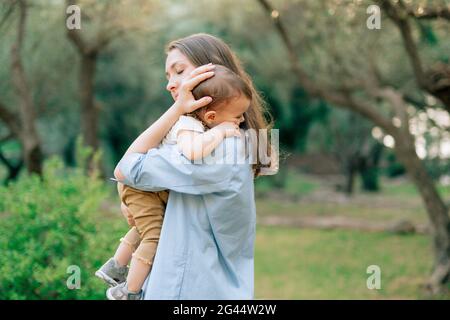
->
[[165, 115, 205, 144], [117, 136, 249, 195]]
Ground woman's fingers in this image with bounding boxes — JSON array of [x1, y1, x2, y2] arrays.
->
[[189, 63, 215, 78], [183, 71, 215, 91], [191, 96, 213, 110], [175, 64, 215, 113]]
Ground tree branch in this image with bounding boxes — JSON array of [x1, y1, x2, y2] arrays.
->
[[376, 0, 450, 113], [66, 0, 95, 56], [406, 4, 450, 21], [96, 28, 126, 51], [0, 0, 17, 31], [11, 0, 35, 138], [257, 0, 396, 134], [0, 101, 20, 137], [376, 0, 429, 89], [0, 133, 14, 143]]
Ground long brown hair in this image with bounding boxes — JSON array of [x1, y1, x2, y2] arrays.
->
[[166, 33, 273, 176]]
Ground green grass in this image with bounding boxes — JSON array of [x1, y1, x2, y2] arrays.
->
[[383, 179, 450, 200], [254, 172, 450, 225], [256, 199, 427, 224], [255, 171, 318, 198], [254, 226, 448, 299]]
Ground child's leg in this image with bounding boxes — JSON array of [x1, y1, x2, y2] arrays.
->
[[113, 182, 142, 266], [121, 187, 169, 293], [126, 259, 151, 292], [113, 226, 141, 267]]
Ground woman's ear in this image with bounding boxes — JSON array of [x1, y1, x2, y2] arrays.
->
[[204, 110, 216, 124]]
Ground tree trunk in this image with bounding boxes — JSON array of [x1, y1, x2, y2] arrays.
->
[[344, 159, 357, 195], [80, 52, 99, 151], [359, 142, 383, 192], [10, 0, 43, 175], [393, 131, 450, 293]]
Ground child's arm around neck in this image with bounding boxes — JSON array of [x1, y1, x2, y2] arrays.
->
[[177, 122, 240, 162]]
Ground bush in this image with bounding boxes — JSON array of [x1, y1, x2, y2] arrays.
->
[[0, 144, 126, 299]]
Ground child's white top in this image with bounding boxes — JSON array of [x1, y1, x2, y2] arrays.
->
[[162, 115, 205, 145]]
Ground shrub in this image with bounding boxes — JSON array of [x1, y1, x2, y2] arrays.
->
[[0, 143, 126, 299]]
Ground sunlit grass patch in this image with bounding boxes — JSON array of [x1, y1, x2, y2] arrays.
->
[[254, 226, 441, 299]]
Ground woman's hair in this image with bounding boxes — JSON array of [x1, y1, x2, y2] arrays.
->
[[191, 64, 252, 110], [166, 33, 273, 176]]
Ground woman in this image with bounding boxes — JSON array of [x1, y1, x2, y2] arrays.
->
[[115, 33, 275, 299]]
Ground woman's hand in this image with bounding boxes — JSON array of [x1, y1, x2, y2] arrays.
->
[[121, 202, 135, 226], [174, 63, 215, 114]]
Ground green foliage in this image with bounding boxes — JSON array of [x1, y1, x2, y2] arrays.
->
[[417, 21, 438, 46], [385, 153, 406, 178], [0, 144, 124, 299], [255, 169, 318, 199], [360, 166, 379, 192]]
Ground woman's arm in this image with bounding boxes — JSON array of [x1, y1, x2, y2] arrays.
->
[[116, 137, 249, 195], [123, 105, 184, 156], [115, 108, 184, 181]]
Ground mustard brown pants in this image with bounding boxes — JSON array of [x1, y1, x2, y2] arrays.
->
[[118, 183, 169, 266]]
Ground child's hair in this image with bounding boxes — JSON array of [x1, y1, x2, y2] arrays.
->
[[191, 64, 252, 111]]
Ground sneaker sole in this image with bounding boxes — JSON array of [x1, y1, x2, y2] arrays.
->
[[106, 287, 118, 300], [95, 270, 119, 287], [105, 287, 143, 300]]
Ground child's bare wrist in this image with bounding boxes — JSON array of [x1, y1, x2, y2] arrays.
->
[[216, 127, 226, 140]]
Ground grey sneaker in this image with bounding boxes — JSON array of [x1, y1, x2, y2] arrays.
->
[[106, 282, 142, 300], [95, 258, 128, 287]]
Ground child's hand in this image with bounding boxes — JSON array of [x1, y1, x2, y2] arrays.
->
[[174, 64, 215, 114], [215, 121, 241, 138]]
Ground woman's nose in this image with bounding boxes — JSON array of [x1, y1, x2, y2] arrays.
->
[[166, 78, 178, 92]]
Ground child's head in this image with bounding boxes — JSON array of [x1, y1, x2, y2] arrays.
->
[[192, 65, 252, 128]]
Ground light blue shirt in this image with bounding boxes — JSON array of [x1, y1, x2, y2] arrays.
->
[[117, 136, 256, 299]]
